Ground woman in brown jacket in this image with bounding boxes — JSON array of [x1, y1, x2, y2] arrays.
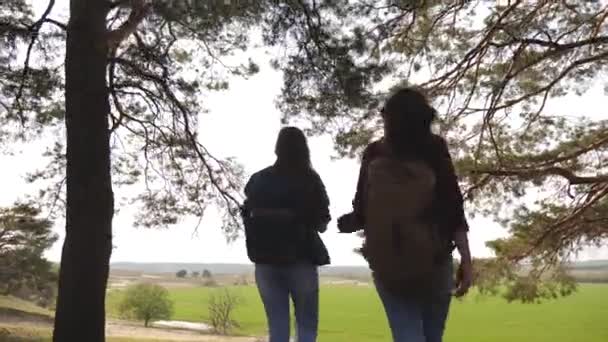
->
[[338, 88, 473, 342]]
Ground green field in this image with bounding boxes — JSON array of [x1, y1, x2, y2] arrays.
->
[[107, 284, 608, 342]]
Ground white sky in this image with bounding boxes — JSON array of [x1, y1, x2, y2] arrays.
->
[[0, 0, 606, 266]]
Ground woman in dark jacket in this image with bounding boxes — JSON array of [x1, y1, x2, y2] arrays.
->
[[242, 126, 331, 342]]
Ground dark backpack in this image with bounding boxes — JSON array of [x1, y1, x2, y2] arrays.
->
[[362, 143, 442, 297], [241, 167, 330, 265]]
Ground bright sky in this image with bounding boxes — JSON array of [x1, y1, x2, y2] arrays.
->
[[0, 1, 606, 266]]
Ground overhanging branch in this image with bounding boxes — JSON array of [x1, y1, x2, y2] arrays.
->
[[106, 0, 151, 54], [109, 57, 243, 217], [42, 18, 67, 31], [520, 184, 608, 261], [13, 0, 57, 125], [474, 167, 608, 185]]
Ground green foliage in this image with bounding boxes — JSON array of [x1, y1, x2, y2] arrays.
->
[[118, 283, 174, 327], [175, 270, 187, 278], [0, 204, 57, 307], [472, 258, 577, 303]]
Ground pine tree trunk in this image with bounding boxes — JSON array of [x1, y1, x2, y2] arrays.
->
[[53, 1, 113, 341]]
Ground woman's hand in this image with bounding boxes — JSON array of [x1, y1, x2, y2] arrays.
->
[[453, 230, 473, 297], [453, 259, 472, 297], [337, 212, 360, 233]]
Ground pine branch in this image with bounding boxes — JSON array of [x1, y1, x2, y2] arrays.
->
[[13, 0, 57, 125], [106, 0, 150, 54], [473, 167, 608, 185]]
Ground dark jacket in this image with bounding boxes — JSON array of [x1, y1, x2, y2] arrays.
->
[[352, 135, 469, 246], [242, 165, 331, 265]]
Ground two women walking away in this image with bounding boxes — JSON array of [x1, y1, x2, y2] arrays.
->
[[241, 127, 331, 342], [242, 87, 473, 342]]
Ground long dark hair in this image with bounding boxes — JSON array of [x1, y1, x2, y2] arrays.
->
[[381, 87, 437, 159], [274, 126, 313, 174]]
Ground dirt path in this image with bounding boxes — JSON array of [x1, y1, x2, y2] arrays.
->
[[0, 317, 260, 342], [106, 319, 259, 341]]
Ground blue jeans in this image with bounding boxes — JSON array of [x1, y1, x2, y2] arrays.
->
[[374, 259, 454, 342], [255, 263, 319, 342]]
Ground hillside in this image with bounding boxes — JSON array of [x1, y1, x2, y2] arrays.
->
[[111, 262, 255, 275], [110, 262, 372, 279], [566, 259, 608, 270], [110, 260, 608, 281]]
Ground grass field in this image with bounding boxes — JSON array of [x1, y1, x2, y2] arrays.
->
[[0, 296, 53, 317], [106, 284, 608, 342]]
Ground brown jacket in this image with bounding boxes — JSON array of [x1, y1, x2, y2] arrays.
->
[[352, 135, 469, 242]]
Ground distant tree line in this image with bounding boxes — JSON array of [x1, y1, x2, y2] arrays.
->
[[175, 269, 213, 279]]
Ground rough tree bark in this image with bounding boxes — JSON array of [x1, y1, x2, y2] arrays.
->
[[53, 0, 113, 341]]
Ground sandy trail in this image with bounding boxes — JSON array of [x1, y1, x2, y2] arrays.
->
[[0, 318, 259, 341], [106, 319, 259, 341]]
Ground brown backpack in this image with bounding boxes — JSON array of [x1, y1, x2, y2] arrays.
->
[[362, 143, 441, 297]]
